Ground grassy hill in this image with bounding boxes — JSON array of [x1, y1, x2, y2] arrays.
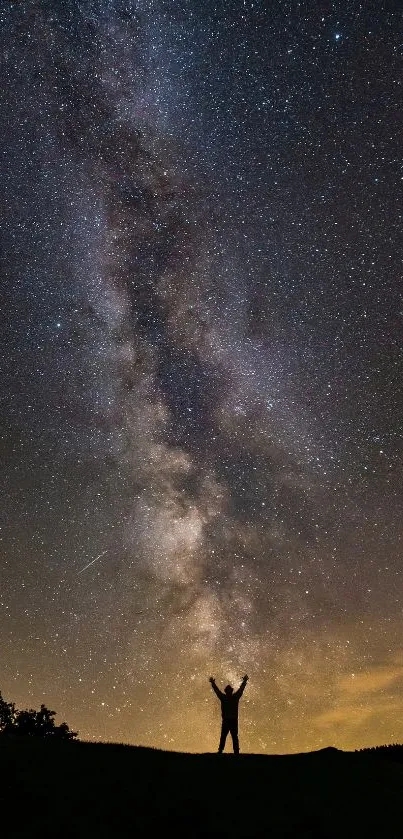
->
[[1, 738, 403, 837]]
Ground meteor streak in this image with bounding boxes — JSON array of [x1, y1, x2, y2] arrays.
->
[[77, 550, 108, 575]]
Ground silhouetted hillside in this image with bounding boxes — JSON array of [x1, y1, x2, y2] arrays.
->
[[1, 738, 403, 837]]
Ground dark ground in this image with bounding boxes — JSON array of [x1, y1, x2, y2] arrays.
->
[[1, 738, 403, 837]]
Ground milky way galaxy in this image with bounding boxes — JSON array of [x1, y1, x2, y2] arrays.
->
[[1, 0, 403, 753]]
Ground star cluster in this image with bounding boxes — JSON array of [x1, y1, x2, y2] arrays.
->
[[1, 0, 403, 753]]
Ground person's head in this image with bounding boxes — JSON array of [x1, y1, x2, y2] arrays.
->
[[224, 685, 233, 695]]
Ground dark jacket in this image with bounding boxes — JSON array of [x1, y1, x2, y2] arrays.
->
[[211, 678, 247, 720]]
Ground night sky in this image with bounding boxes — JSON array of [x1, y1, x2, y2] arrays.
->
[[1, 0, 403, 753]]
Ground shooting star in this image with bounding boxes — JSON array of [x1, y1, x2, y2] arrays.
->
[[77, 550, 108, 575]]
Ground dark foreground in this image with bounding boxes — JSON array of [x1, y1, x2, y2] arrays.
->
[[1, 739, 403, 837]]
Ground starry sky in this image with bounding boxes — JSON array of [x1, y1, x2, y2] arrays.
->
[[1, 0, 403, 753]]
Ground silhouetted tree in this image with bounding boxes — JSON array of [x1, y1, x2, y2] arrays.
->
[[357, 743, 403, 762], [0, 691, 16, 732], [0, 691, 77, 739]]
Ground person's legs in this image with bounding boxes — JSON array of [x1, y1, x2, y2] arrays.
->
[[230, 720, 239, 754], [218, 720, 230, 752]]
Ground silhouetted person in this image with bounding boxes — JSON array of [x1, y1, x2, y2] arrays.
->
[[209, 675, 248, 754]]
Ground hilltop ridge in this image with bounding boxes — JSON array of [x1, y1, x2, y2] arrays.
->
[[1, 737, 403, 837]]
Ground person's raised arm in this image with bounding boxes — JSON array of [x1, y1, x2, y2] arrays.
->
[[209, 677, 224, 699], [234, 674, 248, 698]]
